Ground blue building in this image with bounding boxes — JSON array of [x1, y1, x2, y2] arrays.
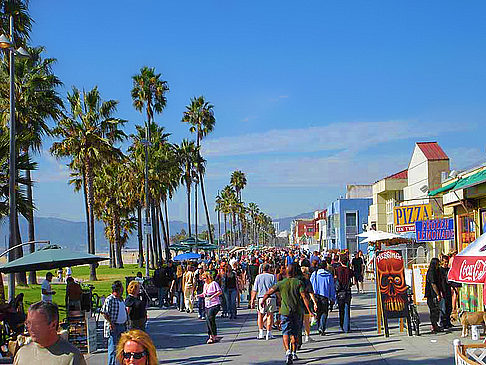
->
[[326, 197, 372, 252]]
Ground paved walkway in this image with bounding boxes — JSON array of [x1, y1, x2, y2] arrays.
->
[[85, 282, 468, 364]]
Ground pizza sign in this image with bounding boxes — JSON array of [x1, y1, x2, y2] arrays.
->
[[393, 204, 432, 233]]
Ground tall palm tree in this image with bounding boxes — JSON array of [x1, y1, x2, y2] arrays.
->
[[181, 96, 216, 244], [0, 46, 63, 284], [230, 170, 247, 245], [51, 86, 126, 281], [131, 66, 169, 267], [177, 140, 198, 237]]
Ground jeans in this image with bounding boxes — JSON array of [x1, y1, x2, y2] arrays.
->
[[198, 296, 205, 318], [220, 290, 227, 315], [176, 291, 184, 311], [316, 295, 330, 333], [224, 288, 238, 317], [158, 287, 169, 307], [427, 297, 440, 329], [205, 305, 220, 336], [337, 291, 351, 332], [440, 295, 452, 327], [108, 323, 126, 365]]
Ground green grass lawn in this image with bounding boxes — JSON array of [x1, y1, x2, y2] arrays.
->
[[15, 264, 154, 320]]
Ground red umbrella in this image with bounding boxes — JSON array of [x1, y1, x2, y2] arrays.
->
[[449, 232, 486, 283]]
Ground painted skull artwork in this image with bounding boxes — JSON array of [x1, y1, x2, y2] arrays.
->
[[376, 250, 408, 315]]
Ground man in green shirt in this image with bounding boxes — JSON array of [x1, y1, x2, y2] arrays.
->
[[261, 263, 313, 365], [14, 301, 87, 365]]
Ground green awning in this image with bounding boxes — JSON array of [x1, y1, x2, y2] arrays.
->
[[454, 169, 486, 191], [429, 169, 486, 197], [428, 181, 458, 196]]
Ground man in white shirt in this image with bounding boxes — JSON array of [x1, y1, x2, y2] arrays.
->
[[41, 272, 56, 302], [251, 264, 277, 340]]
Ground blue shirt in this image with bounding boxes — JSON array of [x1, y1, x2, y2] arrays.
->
[[310, 269, 336, 301]]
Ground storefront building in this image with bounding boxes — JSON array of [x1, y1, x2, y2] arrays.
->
[[368, 169, 408, 233], [429, 162, 486, 311]]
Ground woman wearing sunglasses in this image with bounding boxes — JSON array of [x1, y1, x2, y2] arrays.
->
[[116, 329, 158, 365], [198, 271, 223, 344]]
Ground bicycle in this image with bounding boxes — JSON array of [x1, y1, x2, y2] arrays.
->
[[407, 286, 420, 336]]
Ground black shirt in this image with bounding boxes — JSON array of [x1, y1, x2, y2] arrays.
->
[[125, 295, 146, 321], [225, 270, 238, 290], [425, 269, 439, 299], [352, 257, 364, 273]]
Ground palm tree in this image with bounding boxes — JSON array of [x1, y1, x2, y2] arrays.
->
[[230, 170, 247, 245], [0, 0, 32, 46], [131, 66, 169, 268], [247, 202, 259, 244], [0, 46, 63, 284], [51, 86, 126, 281], [181, 96, 216, 245], [177, 140, 198, 238]]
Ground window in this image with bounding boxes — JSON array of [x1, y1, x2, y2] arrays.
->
[[458, 213, 476, 251], [346, 212, 357, 227]]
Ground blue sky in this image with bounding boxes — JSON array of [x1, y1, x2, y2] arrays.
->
[[22, 1, 486, 223]]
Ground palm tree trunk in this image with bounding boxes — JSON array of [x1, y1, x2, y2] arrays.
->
[[114, 213, 123, 268], [187, 183, 192, 237], [154, 204, 163, 262], [151, 203, 159, 264], [164, 200, 170, 243], [85, 160, 98, 281], [82, 169, 91, 261], [158, 205, 170, 260], [111, 220, 117, 268], [149, 235, 155, 269], [195, 182, 198, 241], [25, 167, 36, 285], [15, 213, 27, 285], [137, 205, 144, 267], [224, 214, 227, 247], [230, 214, 235, 246], [199, 173, 214, 245]]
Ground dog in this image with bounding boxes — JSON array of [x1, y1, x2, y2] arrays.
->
[[451, 309, 486, 337]]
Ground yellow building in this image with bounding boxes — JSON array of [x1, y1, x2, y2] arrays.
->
[[368, 170, 408, 233]]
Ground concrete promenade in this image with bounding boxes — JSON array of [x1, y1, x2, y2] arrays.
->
[[85, 282, 465, 364]]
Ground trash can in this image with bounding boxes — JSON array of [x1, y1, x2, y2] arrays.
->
[[472, 325, 480, 340]]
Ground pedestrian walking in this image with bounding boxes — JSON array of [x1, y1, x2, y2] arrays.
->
[[125, 281, 147, 331], [153, 261, 173, 308], [300, 266, 318, 344], [116, 329, 158, 365], [261, 263, 313, 365], [41, 272, 56, 303], [183, 265, 196, 313], [199, 271, 223, 344], [352, 252, 365, 293], [425, 258, 443, 333], [251, 263, 277, 340], [101, 280, 127, 365], [310, 260, 336, 336], [335, 255, 354, 333], [439, 254, 453, 329], [224, 264, 238, 319], [196, 264, 206, 319]]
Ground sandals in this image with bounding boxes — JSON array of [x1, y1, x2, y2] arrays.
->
[[207, 338, 215, 344]]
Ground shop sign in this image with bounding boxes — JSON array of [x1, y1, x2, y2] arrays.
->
[[376, 250, 409, 319], [415, 218, 454, 242], [393, 204, 432, 233], [411, 264, 428, 303]]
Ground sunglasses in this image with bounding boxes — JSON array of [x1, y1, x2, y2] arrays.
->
[[123, 350, 147, 360]]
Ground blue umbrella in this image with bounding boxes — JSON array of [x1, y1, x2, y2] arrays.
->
[[173, 252, 201, 261]]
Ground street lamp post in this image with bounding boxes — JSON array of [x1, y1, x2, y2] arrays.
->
[[0, 15, 29, 302]]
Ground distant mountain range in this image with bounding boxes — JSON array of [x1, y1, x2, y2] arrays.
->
[[0, 212, 314, 253], [0, 217, 205, 253], [272, 212, 314, 231]]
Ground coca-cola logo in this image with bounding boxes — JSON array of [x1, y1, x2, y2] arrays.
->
[[459, 259, 486, 282]]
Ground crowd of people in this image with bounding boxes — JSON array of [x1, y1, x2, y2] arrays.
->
[[13, 248, 367, 365]]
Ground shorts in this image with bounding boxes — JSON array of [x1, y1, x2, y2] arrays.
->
[[258, 297, 277, 314], [280, 313, 302, 336], [354, 272, 363, 282]]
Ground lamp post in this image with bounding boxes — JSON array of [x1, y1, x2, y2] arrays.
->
[[0, 16, 29, 302]]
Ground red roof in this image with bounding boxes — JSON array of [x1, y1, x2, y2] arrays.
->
[[386, 169, 408, 180], [417, 142, 449, 161]]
